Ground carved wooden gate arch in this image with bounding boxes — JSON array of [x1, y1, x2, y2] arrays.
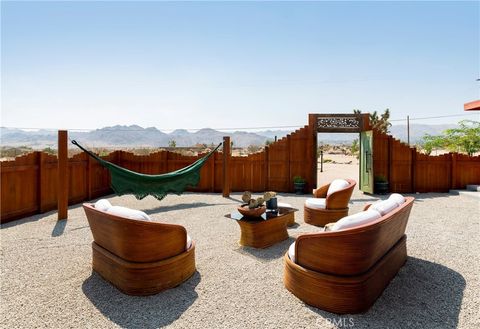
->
[[308, 113, 373, 193]]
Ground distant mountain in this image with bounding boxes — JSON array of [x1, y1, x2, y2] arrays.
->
[[1, 125, 271, 148], [389, 124, 458, 143], [0, 123, 458, 149]]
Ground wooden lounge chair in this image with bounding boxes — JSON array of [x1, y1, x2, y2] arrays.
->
[[304, 179, 356, 226], [83, 203, 196, 296], [285, 196, 414, 314]]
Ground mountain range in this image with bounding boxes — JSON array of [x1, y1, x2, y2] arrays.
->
[[0, 124, 458, 149]]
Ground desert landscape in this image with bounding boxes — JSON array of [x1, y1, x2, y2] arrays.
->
[[1, 159, 478, 328]]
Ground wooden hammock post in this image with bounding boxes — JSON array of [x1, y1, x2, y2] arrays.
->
[[222, 136, 231, 197], [57, 130, 68, 220]]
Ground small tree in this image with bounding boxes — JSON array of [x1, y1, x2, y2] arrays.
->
[[247, 144, 261, 154], [350, 139, 359, 158], [168, 140, 176, 148], [420, 120, 480, 156], [354, 108, 392, 133]]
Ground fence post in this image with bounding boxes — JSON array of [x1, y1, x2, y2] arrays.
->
[[57, 130, 68, 220], [222, 136, 231, 197]]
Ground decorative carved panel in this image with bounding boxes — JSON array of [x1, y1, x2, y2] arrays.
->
[[315, 114, 364, 132]]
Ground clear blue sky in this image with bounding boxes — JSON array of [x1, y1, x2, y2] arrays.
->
[[1, 1, 479, 131]]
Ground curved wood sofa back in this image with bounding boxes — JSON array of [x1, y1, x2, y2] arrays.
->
[[313, 179, 356, 209], [295, 196, 414, 276], [83, 203, 187, 263]]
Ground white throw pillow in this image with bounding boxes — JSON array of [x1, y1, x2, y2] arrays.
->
[[186, 234, 193, 250], [305, 198, 326, 209], [288, 242, 296, 263], [327, 179, 350, 196], [106, 206, 151, 221], [370, 199, 398, 216], [332, 209, 382, 231], [389, 193, 406, 206], [94, 199, 112, 212]]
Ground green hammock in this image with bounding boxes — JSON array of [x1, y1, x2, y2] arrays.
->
[[72, 140, 221, 201]]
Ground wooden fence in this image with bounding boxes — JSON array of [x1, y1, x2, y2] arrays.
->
[[373, 129, 480, 193], [1, 126, 315, 223], [4, 123, 477, 223]]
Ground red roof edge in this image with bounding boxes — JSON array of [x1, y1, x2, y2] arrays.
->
[[464, 100, 480, 111]]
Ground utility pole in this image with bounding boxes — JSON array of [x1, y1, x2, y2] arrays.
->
[[407, 115, 410, 146]]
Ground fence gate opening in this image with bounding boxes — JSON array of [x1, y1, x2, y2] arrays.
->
[[308, 113, 372, 193]]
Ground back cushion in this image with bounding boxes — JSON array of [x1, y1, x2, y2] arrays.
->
[[327, 179, 350, 196], [332, 209, 382, 231], [370, 199, 398, 216], [106, 206, 151, 221], [389, 193, 406, 206], [94, 199, 112, 212]]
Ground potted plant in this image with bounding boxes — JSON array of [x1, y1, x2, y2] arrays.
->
[[374, 175, 389, 194], [293, 176, 306, 195], [264, 191, 278, 211]]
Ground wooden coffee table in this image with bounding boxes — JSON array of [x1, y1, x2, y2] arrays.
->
[[226, 206, 298, 248]]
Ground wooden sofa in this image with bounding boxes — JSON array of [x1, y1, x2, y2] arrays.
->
[[285, 196, 414, 314], [304, 179, 356, 226], [83, 203, 196, 296]]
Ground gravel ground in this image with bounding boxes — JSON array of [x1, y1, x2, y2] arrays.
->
[[1, 171, 479, 328]]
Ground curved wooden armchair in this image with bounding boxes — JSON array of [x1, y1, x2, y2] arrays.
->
[[83, 203, 196, 295], [304, 179, 356, 226], [285, 197, 414, 314]]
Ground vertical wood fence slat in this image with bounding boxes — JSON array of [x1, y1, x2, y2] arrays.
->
[[57, 130, 68, 220], [222, 136, 231, 197]]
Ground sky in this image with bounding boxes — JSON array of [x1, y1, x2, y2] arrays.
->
[[1, 1, 479, 132]]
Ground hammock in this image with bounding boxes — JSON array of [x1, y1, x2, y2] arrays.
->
[[72, 140, 221, 201]]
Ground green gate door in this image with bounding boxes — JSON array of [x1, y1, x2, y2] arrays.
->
[[360, 131, 374, 194]]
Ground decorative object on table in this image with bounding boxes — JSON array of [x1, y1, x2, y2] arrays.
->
[[225, 206, 299, 248], [265, 191, 278, 211], [374, 175, 389, 194], [293, 176, 306, 194], [237, 191, 276, 218]]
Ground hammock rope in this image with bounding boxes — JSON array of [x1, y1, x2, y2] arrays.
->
[[71, 140, 222, 201]]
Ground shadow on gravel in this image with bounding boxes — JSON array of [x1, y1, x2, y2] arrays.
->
[[144, 202, 230, 215], [235, 237, 295, 262], [51, 219, 67, 237], [82, 271, 201, 328], [307, 257, 465, 329]]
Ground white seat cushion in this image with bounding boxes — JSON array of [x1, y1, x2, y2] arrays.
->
[[327, 179, 350, 196], [389, 193, 406, 206], [288, 242, 296, 263], [305, 198, 326, 209], [186, 234, 193, 250], [370, 199, 399, 216], [94, 199, 112, 212], [332, 209, 382, 231], [106, 206, 151, 221]]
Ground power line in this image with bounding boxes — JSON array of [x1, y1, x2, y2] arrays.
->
[[2, 113, 478, 132], [390, 113, 478, 122]]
